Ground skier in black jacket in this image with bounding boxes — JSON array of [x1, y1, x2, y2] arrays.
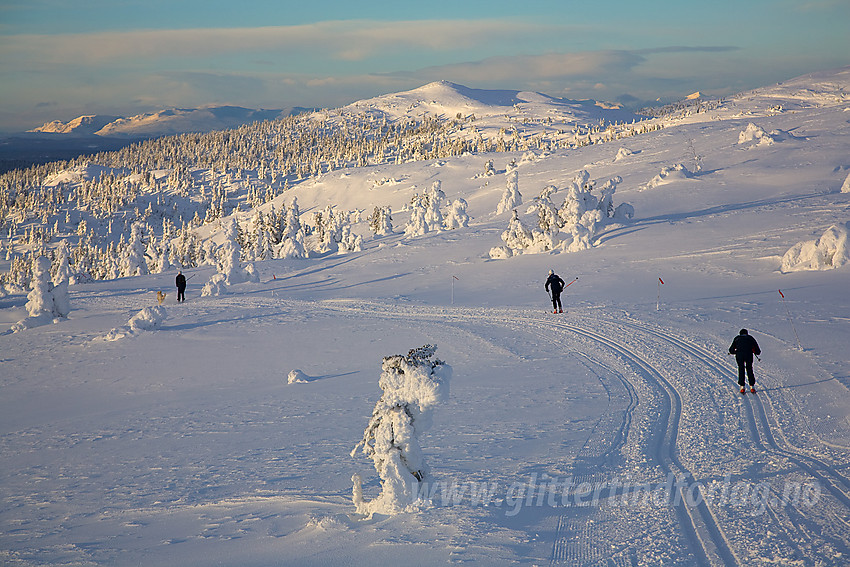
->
[[545, 270, 566, 313], [729, 329, 761, 393]]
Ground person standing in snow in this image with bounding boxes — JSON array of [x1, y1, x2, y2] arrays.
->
[[729, 328, 761, 393], [175, 270, 187, 302], [545, 269, 566, 313]]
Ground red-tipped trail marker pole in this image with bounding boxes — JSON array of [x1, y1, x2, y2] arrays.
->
[[779, 289, 803, 351], [657, 277, 664, 311]]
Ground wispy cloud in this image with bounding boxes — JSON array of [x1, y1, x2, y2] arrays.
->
[[1, 19, 555, 68]]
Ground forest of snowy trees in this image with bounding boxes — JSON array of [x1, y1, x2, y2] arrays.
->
[[0, 104, 660, 293]]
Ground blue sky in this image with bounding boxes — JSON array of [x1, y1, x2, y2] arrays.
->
[[1, 0, 848, 133]]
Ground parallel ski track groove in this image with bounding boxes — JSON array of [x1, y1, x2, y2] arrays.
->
[[518, 314, 737, 567], [323, 302, 736, 565], [607, 317, 850, 508], [605, 316, 850, 559]]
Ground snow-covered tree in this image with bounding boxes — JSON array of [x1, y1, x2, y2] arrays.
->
[[497, 170, 522, 215], [424, 180, 445, 229], [781, 222, 850, 272], [121, 222, 148, 277], [369, 206, 394, 236], [490, 210, 531, 258], [202, 219, 259, 296], [51, 240, 73, 286], [276, 198, 307, 259], [12, 255, 69, 331], [155, 236, 174, 273], [404, 194, 429, 237], [443, 198, 470, 230], [351, 345, 452, 516]]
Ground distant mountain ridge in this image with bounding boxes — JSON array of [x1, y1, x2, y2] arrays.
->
[[344, 80, 642, 124], [28, 105, 311, 138]]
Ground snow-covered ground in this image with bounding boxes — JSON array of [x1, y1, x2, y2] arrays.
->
[[2, 68, 850, 566]]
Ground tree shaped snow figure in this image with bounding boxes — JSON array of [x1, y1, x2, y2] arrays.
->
[[497, 170, 522, 215], [351, 345, 452, 516], [12, 254, 69, 331]]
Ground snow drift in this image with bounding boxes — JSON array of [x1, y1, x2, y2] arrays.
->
[[780, 222, 850, 272]]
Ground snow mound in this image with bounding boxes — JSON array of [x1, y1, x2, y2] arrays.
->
[[644, 164, 692, 189], [129, 305, 167, 331], [614, 147, 634, 161], [737, 122, 781, 147], [781, 223, 850, 272], [287, 369, 311, 384], [101, 305, 167, 340]]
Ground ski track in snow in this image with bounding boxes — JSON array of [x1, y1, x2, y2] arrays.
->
[[2, 291, 848, 566], [319, 299, 850, 566]]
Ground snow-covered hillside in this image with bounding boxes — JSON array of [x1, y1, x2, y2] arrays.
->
[[28, 106, 303, 137], [1, 68, 849, 566]]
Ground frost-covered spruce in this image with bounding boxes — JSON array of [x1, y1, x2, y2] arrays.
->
[[121, 222, 149, 277], [278, 198, 307, 258], [443, 198, 470, 230], [202, 220, 259, 296], [369, 205, 394, 236], [351, 345, 451, 516], [497, 170, 522, 215], [424, 180, 445, 229], [12, 255, 69, 331], [404, 194, 429, 237], [26, 256, 58, 317]]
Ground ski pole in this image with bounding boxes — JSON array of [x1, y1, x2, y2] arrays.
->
[[778, 289, 802, 351], [564, 277, 578, 288]]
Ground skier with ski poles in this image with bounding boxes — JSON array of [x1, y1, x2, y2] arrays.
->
[[545, 270, 577, 314], [729, 328, 762, 394]]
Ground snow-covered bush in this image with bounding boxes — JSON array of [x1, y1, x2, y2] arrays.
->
[[496, 170, 522, 215], [644, 163, 692, 190], [311, 205, 360, 254], [351, 345, 451, 516], [201, 273, 228, 296], [287, 369, 310, 384], [338, 225, 363, 253], [614, 147, 633, 161], [102, 305, 167, 340], [492, 171, 633, 258], [780, 223, 850, 272], [129, 305, 167, 332], [841, 172, 850, 194], [443, 198, 470, 230], [737, 123, 785, 147], [369, 206, 394, 236]]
